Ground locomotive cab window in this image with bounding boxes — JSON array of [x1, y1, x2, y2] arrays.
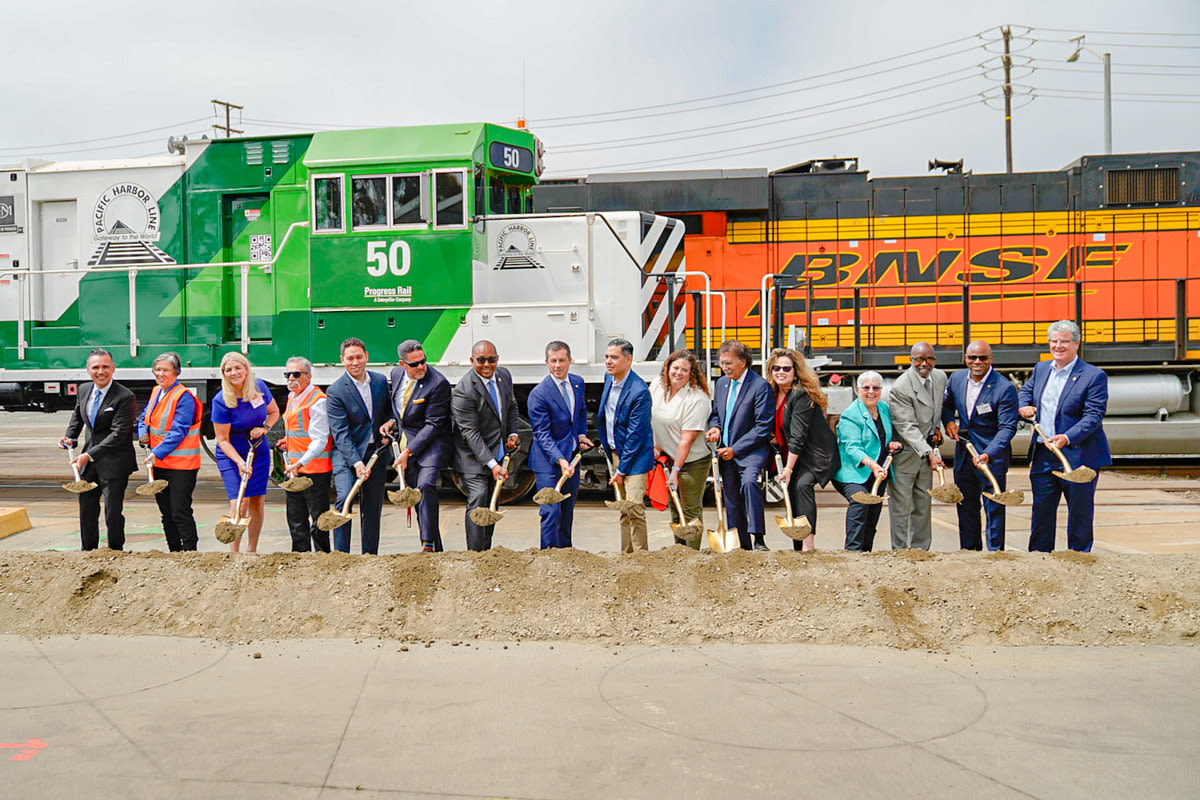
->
[[351, 176, 388, 228], [391, 173, 425, 226], [312, 175, 345, 233], [433, 169, 467, 229]]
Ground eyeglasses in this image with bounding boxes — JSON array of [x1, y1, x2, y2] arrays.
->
[[965, 355, 991, 361], [283, 371, 309, 379], [473, 355, 499, 364], [771, 365, 793, 373], [912, 356, 935, 363], [859, 385, 882, 392], [402, 358, 427, 368]]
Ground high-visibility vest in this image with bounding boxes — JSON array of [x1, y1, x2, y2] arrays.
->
[[147, 383, 203, 470], [285, 387, 333, 474]]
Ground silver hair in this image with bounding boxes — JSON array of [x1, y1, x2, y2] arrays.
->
[[857, 370, 884, 388], [1047, 319, 1081, 343], [285, 356, 313, 372], [151, 351, 182, 374], [396, 340, 423, 359]]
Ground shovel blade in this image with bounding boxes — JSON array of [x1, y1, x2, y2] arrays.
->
[[316, 510, 354, 531], [850, 491, 885, 505], [532, 488, 567, 505], [927, 485, 964, 504], [468, 508, 504, 527], [671, 520, 704, 544], [775, 514, 813, 540], [279, 476, 314, 493], [1053, 467, 1097, 484], [214, 517, 247, 544], [62, 480, 97, 494], [388, 487, 423, 508], [135, 480, 168, 496], [983, 490, 1025, 507]]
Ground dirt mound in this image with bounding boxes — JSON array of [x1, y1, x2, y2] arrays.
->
[[2, 549, 1198, 649]]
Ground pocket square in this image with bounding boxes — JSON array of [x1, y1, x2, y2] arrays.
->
[[412, 398, 425, 404], [104, 406, 115, 412]]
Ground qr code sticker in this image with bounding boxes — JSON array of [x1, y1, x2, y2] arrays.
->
[[249, 234, 273, 262]]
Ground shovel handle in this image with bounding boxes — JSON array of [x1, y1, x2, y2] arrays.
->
[[67, 446, 83, 483], [934, 464, 946, 487], [554, 453, 582, 492], [964, 441, 1003, 494], [488, 455, 511, 513], [667, 483, 688, 522], [230, 445, 255, 521], [868, 454, 893, 497], [391, 441, 408, 490], [605, 451, 625, 502], [710, 455, 728, 532], [1031, 422, 1074, 473], [774, 453, 796, 520], [340, 449, 381, 516]]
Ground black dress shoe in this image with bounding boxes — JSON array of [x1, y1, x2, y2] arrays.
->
[[753, 541, 769, 551]]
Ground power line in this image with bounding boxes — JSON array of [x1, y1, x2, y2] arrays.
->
[[1038, 93, 1200, 105], [0, 118, 209, 154], [1031, 27, 1200, 37]]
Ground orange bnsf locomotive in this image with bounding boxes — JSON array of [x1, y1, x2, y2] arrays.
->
[[534, 151, 1200, 456]]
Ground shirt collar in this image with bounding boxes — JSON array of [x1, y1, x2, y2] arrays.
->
[[1051, 356, 1078, 375], [291, 383, 316, 402], [348, 371, 369, 388], [968, 367, 993, 384]]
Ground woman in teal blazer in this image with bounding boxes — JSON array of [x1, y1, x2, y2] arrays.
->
[[835, 371, 901, 551]]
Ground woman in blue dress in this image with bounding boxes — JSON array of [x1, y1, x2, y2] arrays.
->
[[212, 352, 280, 553]]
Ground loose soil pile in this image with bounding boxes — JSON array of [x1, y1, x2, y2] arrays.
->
[[2, 549, 1198, 649]]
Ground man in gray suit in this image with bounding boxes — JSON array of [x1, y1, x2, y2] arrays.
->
[[887, 342, 947, 550], [451, 340, 520, 551]]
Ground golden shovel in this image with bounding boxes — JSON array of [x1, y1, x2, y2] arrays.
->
[[603, 452, 640, 513], [927, 464, 964, 504], [533, 453, 582, 505], [706, 454, 740, 553], [773, 454, 813, 540], [386, 442, 422, 508], [134, 447, 168, 496], [61, 445, 98, 494], [964, 441, 1024, 505], [667, 483, 703, 544], [1032, 423, 1098, 484], [215, 445, 256, 543], [317, 446, 384, 531], [850, 454, 893, 505], [468, 455, 511, 526]]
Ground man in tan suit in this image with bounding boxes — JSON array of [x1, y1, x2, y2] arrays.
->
[[888, 342, 948, 550]]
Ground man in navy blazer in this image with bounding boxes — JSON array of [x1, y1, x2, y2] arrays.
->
[[705, 340, 774, 550], [596, 338, 654, 553], [528, 341, 593, 549], [1018, 320, 1111, 552], [451, 340, 521, 552], [942, 340, 1019, 551], [326, 337, 392, 554], [384, 339, 451, 552], [59, 348, 138, 551]]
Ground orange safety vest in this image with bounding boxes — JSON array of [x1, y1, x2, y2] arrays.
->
[[147, 383, 203, 470], [285, 386, 333, 474]]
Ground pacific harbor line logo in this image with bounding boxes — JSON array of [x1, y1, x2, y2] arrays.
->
[[494, 223, 545, 270], [88, 183, 175, 267]]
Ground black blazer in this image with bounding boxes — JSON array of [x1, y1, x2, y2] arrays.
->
[[387, 364, 452, 469], [451, 367, 519, 475], [64, 381, 138, 480], [782, 388, 838, 486]]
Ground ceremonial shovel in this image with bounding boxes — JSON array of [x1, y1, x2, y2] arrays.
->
[[927, 465, 964, 504], [386, 442, 422, 508], [706, 454, 740, 553], [773, 454, 813, 539], [134, 446, 168, 496], [61, 445, 98, 494], [1031, 423, 1098, 484], [850, 454, 893, 505], [533, 453, 582, 505], [603, 452, 640, 513], [215, 444, 255, 543], [964, 441, 1024, 505], [468, 455, 510, 526], [667, 483, 704, 544], [317, 445, 384, 531]]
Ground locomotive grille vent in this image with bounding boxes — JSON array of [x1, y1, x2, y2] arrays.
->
[[245, 143, 264, 166], [271, 141, 289, 164], [1106, 167, 1179, 206]]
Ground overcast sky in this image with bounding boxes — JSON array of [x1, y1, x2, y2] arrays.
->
[[5, 0, 1198, 180]]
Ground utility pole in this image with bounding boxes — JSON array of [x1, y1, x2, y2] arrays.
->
[[211, 99, 244, 138], [1002, 26, 1013, 173]]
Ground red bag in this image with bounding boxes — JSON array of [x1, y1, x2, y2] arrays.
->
[[645, 454, 670, 511]]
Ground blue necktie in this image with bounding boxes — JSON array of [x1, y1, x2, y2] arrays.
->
[[488, 379, 504, 460], [88, 387, 102, 428], [723, 379, 738, 446], [560, 379, 572, 416]]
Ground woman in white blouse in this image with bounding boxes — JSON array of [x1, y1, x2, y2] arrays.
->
[[649, 350, 712, 548]]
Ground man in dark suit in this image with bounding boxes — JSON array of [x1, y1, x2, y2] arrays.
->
[[451, 340, 520, 552], [596, 338, 654, 553], [1018, 320, 1111, 552], [705, 340, 773, 550], [528, 341, 592, 549], [326, 337, 391, 554], [384, 339, 452, 552], [59, 348, 137, 551], [942, 340, 1020, 551]]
